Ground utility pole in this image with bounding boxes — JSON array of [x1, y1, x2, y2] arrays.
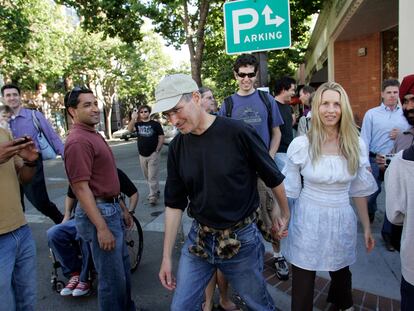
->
[[254, 52, 269, 88]]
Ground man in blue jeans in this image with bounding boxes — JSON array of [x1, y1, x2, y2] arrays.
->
[[0, 129, 39, 311], [63, 87, 135, 311], [47, 169, 138, 297], [155, 74, 290, 310]]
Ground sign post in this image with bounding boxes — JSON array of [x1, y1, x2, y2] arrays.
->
[[224, 0, 291, 55]]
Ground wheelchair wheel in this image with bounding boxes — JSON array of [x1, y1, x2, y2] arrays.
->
[[125, 215, 143, 273], [53, 280, 65, 293]]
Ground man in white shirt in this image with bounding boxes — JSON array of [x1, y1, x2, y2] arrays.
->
[[360, 79, 410, 251]]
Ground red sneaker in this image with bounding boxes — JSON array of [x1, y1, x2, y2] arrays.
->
[[60, 273, 80, 296], [72, 281, 91, 297]]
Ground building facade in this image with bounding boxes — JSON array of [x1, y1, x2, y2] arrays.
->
[[299, 0, 414, 123]]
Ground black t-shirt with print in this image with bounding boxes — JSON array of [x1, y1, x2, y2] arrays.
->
[[134, 120, 164, 157]]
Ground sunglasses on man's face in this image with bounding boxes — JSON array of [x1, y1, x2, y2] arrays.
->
[[237, 72, 256, 78]]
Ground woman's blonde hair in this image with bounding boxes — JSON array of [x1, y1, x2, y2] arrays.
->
[[307, 82, 360, 175]]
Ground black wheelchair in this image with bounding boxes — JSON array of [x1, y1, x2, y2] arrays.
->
[[50, 212, 144, 293]]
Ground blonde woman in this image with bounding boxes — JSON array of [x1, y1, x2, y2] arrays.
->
[[282, 82, 377, 311]]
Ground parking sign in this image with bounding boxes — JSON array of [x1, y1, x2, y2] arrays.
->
[[224, 0, 291, 54]]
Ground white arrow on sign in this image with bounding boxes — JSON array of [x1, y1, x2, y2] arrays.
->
[[262, 5, 285, 27]]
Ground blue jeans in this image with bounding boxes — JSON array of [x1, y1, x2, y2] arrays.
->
[[0, 224, 37, 311], [369, 157, 393, 235], [75, 203, 135, 311], [172, 221, 275, 311], [47, 219, 91, 282], [20, 157, 63, 224], [401, 276, 414, 311]]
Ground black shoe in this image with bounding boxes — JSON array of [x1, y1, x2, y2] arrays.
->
[[382, 234, 395, 252], [274, 256, 289, 281]]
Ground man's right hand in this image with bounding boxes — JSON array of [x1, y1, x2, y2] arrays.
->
[[375, 153, 386, 171], [97, 227, 116, 251], [159, 257, 176, 291]]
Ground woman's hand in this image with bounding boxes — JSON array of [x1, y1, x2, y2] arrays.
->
[[364, 229, 375, 252], [271, 211, 289, 239]]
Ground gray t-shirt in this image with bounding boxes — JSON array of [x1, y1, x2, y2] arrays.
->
[[218, 90, 283, 148]]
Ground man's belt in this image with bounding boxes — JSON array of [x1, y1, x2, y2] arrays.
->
[[369, 151, 377, 158], [95, 196, 120, 204], [189, 213, 257, 260]]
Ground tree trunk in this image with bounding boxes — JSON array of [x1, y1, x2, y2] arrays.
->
[[183, 0, 209, 87], [106, 107, 113, 140]]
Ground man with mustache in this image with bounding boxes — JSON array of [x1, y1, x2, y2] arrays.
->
[[384, 74, 414, 310]]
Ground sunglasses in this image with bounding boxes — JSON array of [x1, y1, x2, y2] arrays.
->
[[65, 86, 90, 107], [140, 110, 149, 114], [237, 72, 256, 78]]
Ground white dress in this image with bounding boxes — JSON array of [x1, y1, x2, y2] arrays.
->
[[281, 136, 377, 271]]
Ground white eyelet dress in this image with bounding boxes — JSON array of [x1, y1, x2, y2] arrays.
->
[[281, 136, 378, 271]]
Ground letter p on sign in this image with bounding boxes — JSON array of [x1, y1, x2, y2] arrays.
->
[[232, 8, 258, 44]]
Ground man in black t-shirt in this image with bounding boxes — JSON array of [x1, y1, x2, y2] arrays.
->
[[46, 169, 138, 297], [154, 74, 290, 310], [274, 76, 296, 169], [128, 105, 164, 205]]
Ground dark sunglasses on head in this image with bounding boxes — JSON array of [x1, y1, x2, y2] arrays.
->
[[237, 72, 256, 78], [65, 86, 90, 107]]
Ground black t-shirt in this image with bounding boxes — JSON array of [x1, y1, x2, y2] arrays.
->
[[277, 101, 294, 153], [67, 168, 137, 199], [134, 120, 164, 157], [165, 116, 285, 229]]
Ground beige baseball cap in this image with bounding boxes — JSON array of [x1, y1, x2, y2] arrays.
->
[[152, 74, 198, 115]]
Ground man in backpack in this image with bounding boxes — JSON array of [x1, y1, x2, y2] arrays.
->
[[218, 54, 290, 281]]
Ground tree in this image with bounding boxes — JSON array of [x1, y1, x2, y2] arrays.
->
[[58, 0, 323, 94], [0, 0, 171, 136], [0, 0, 72, 91], [65, 27, 171, 138], [57, 0, 220, 86]]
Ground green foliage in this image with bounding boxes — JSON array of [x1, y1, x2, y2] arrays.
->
[[56, 0, 147, 43], [0, 0, 72, 90]]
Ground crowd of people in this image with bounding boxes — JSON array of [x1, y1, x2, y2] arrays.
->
[[0, 54, 413, 311]]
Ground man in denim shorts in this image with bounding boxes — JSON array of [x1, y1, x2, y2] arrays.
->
[[63, 88, 135, 311], [156, 74, 290, 310]]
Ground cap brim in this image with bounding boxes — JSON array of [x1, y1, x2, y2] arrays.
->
[[151, 94, 182, 116]]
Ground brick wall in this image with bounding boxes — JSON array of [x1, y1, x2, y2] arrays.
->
[[334, 33, 382, 125]]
